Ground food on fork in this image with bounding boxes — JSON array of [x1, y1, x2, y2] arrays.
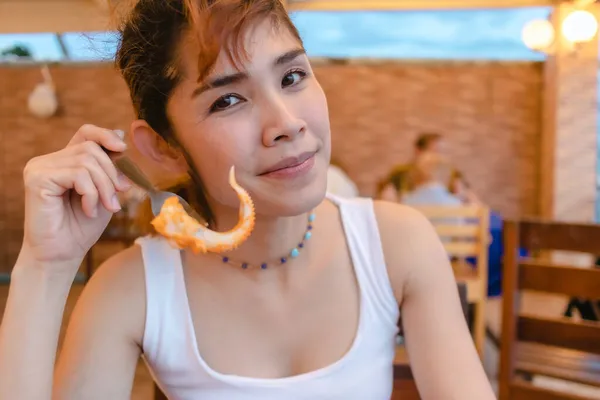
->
[[151, 166, 255, 254]]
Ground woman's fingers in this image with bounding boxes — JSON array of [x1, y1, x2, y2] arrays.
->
[[76, 141, 132, 193], [25, 124, 132, 217], [72, 152, 122, 213], [67, 124, 127, 153], [63, 167, 100, 218]]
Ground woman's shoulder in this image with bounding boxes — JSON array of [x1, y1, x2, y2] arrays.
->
[[325, 196, 430, 239], [371, 201, 440, 301], [372, 200, 428, 227], [373, 201, 438, 254], [93, 241, 146, 287], [90, 234, 176, 298], [77, 243, 147, 343], [325, 195, 428, 231]]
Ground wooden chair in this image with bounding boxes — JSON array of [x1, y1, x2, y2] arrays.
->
[[412, 205, 490, 356], [392, 282, 469, 399], [500, 219, 600, 400]]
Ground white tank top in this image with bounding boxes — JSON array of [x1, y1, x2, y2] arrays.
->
[[136, 194, 400, 399]]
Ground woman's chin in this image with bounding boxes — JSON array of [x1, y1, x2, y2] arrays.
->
[[253, 179, 327, 217]]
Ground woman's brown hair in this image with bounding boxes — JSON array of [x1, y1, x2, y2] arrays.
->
[[113, 0, 302, 231]]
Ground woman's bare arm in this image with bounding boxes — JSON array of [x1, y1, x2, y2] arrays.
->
[[375, 202, 496, 399], [0, 246, 146, 400], [53, 246, 146, 400], [0, 125, 135, 399], [0, 254, 76, 400]]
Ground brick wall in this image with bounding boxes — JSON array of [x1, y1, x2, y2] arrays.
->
[[0, 64, 135, 273], [0, 61, 543, 272], [318, 60, 543, 217]]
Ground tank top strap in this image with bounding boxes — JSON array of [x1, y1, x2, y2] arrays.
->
[[326, 193, 399, 327], [135, 236, 191, 357]]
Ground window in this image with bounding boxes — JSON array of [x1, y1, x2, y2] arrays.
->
[[291, 7, 552, 60], [0, 33, 63, 61], [1, 7, 552, 62], [60, 31, 119, 61]]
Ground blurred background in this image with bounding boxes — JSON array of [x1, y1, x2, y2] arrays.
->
[[2, 1, 600, 399]]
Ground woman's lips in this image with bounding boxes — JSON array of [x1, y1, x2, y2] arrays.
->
[[259, 151, 316, 179]]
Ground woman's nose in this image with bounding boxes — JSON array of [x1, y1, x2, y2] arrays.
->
[[261, 97, 307, 147]]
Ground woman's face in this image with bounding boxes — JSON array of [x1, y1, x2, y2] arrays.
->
[[450, 178, 467, 199], [167, 19, 331, 218]]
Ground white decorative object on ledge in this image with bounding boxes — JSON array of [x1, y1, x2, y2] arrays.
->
[[28, 65, 58, 119]]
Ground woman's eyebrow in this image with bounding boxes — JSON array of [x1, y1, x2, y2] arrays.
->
[[192, 48, 306, 98]]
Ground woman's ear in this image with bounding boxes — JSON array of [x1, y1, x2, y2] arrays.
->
[[130, 120, 188, 174]]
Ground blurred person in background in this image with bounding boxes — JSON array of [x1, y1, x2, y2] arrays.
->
[[402, 152, 462, 208], [376, 132, 446, 202], [448, 170, 481, 205]]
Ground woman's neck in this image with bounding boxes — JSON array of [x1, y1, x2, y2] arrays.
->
[[209, 202, 312, 268]]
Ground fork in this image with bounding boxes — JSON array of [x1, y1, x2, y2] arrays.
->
[[104, 149, 205, 224]]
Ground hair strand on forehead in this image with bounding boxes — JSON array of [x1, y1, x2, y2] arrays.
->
[[183, 0, 295, 82]]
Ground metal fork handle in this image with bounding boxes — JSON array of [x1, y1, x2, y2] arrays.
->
[[104, 148, 206, 223], [104, 150, 156, 194]]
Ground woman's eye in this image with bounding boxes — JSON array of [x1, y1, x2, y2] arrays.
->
[[210, 94, 242, 113], [282, 69, 307, 88]]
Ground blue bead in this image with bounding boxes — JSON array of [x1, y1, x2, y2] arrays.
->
[[304, 232, 312, 240], [280, 257, 287, 264], [222, 257, 229, 263], [307, 225, 312, 230], [290, 248, 299, 258], [308, 213, 316, 222], [261, 263, 268, 270], [242, 263, 248, 269], [298, 243, 304, 248]]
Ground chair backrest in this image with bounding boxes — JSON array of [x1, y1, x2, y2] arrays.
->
[[500, 219, 600, 399], [412, 205, 490, 274]]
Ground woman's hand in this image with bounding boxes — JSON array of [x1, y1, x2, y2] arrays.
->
[[19, 124, 132, 274]]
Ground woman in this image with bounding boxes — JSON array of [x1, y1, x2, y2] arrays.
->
[[448, 170, 481, 205], [401, 153, 462, 208], [0, 1, 495, 399]]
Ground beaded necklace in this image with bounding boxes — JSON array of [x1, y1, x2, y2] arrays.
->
[[220, 211, 316, 270]]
